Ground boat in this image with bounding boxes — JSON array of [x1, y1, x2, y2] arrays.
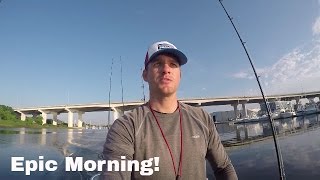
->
[[279, 109, 296, 119], [296, 102, 319, 116]]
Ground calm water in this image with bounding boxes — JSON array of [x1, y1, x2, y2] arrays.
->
[[0, 114, 319, 179], [215, 114, 320, 180], [0, 128, 106, 180]]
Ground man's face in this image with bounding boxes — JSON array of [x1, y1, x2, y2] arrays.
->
[[143, 54, 181, 97]]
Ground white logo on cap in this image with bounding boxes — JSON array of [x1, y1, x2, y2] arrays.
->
[[158, 43, 173, 50]]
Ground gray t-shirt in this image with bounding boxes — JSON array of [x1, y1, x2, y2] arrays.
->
[[101, 102, 237, 180]]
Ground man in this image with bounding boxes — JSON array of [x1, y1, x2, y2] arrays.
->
[[101, 41, 237, 180]]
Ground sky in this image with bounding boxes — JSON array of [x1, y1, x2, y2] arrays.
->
[[1, 0, 320, 123]]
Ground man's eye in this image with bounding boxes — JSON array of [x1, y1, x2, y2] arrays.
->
[[153, 62, 161, 67], [170, 63, 178, 67]]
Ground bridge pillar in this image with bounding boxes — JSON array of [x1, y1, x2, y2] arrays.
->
[[241, 103, 248, 118], [232, 103, 239, 119], [66, 109, 74, 128], [38, 110, 47, 125], [52, 112, 58, 126], [77, 111, 84, 128], [16, 111, 26, 121]]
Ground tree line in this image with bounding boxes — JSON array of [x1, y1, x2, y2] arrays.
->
[[0, 105, 43, 125]]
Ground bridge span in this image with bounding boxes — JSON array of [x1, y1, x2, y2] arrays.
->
[[14, 91, 320, 127]]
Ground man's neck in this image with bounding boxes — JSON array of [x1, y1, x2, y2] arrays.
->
[[148, 95, 178, 113]]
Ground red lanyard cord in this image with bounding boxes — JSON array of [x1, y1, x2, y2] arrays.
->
[[149, 102, 183, 178]]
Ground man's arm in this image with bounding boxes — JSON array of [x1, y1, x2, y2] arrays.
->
[[205, 112, 238, 180], [100, 117, 134, 180]]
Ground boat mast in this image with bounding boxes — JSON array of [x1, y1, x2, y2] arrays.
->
[[107, 58, 114, 129]]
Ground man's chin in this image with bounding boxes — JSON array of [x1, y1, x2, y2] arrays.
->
[[150, 86, 178, 97], [158, 89, 176, 97]]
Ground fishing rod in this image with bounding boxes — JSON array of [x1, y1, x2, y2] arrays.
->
[[120, 56, 125, 109], [217, 1, 286, 179], [141, 67, 146, 103], [107, 58, 114, 130]]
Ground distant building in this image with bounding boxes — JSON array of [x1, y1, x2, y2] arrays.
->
[[259, 101, 294, 115], [211, 109, 259, 122]]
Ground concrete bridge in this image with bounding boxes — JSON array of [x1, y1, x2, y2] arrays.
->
[[14, 90, 320, 128]]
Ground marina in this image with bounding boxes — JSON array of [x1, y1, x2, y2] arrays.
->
[[214, 99, 320, 124], [215, 114, 320, 180]]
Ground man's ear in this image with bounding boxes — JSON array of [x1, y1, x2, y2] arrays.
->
[[142, 69, 148, 82]]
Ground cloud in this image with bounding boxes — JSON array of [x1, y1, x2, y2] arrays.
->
[[232, 71, 253, 79], [232, 12, 320, 94], [232, 41, 320, 94], [270, 43, 320, 82], [312, 0, 320, 35], [231, 68, 268, 80], [231, 14, 320, 95], [312, 17, 320, 35]]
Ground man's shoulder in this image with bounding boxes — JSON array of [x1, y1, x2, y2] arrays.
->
[[116, 103, 149, 123], [179, 102, 213, 124], [179, 102, 208, 115], [179, 102, 214, 136]]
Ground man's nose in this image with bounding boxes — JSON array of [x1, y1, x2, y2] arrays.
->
[[162, 63, 171, 74]]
